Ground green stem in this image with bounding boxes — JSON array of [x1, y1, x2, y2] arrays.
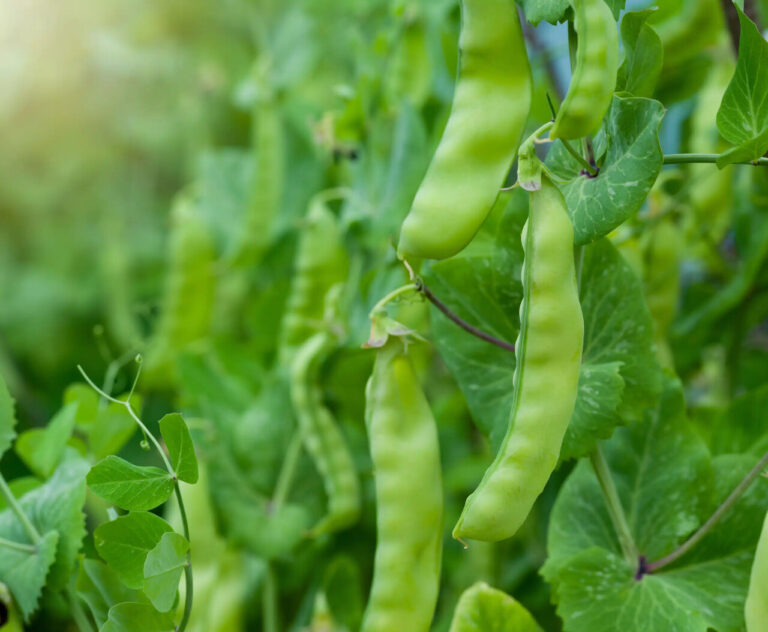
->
[[0, 536, 36, 554], [663, 153, 768, 166], [368, 284, 419, 319], [646, 445, 768, 573], [263, 564, 279, 632], [272, 432, 303, 510], [590, 447, 638, 565], [67, 585, 95, 632], [174, 484, 194, 632], [0, 473, 40, 544], [561, 138, 598, 175]]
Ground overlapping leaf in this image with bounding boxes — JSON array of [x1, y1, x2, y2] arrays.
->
[[87, 457, 174, 511], [158, 413, 198, 484]]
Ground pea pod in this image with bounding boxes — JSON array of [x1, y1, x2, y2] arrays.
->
[[290, 332, 360, 536], [362, 338, 443, 632], [278, 195, 348, 367], [550, 0, 618, 141], [449, 582, 543, 632], [746, 511, 768, 631], [397, 0, 532, 261], [453, 173, 583, 542]]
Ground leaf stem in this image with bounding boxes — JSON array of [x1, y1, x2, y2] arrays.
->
[[0, 536, 36, 553], [0, 473, 40, 545], [646, 446, 768, 574], [67, 584, 95, 632], [368, 284, 419, 319], [590, 447, 638, 565], [263, 563, 279, 632], [663, 153, 768, 166], [174, 483, 194, 632], [561, 138, 598, 175], [272, 432, 303, 511]]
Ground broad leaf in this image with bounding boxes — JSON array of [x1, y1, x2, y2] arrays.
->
[[15, 402, 78, 479], [0, 530, 58, 621], [158, 413, 198, 484], [63, 383, 99, 427], [547, 96, 665, 245], [101, 602, 175, 632], [94, 512, 173, 590], [0, 373, 16, 460], [449, 582, 544, 631], [143, 532, 189, 612], [88, 397, 141, 460], [716, 8, 768, 167], [617, 10, 663, 98], [87, 457, 174, 511], [76, 558, 147, 629], [518, 0, 569, 25]]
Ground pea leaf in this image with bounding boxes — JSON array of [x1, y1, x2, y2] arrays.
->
[[87, 457, 174, 511], [158, 413, 198, 484], [0, 530, 58, 621], [143, 532, 189, 612], [547, 96, 665, 245], [0, 477, 40, 512], [101, 602, 175, 632], [76, 558, 148, 629], [94, 512, 173, 590], [14, 402, 78, 479], [543, 380, 768, 632], [63, 383, 99, 428], [449, 582, 544, 631], [517, 0, 569, 25], [88, 397, 141, 460], [716, 8, 768, 167], [617, 10, 663, 98], [0, 373, 16, 460]]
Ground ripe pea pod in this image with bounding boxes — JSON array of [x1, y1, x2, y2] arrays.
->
[[290, 331, 361, 536], [746, 511, 768, 631], [453, 172, 583, 542], [362, 338, 443, 632], [449, 582, 543, 632], [397, 0, 532, 261], [550, 0, 618, 141], [278, 195, 348, 368]]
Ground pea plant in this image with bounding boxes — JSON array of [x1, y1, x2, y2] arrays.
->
[[2, 0, 768, 630]]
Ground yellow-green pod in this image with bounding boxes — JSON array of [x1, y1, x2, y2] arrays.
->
[[453, 174, 583, 542], [449, 582, 543, 632], [397, 0, 532, 261], [550, 0, 618, 140], [362, 338, 443, 631], [746, 512, 768, 632], [290, 332, 360, 536]]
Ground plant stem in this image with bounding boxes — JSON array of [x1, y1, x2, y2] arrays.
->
[[590, 447, 638, 565], [663, 153, 768, 166], [646, 446, 768, 573], [414, 279, 516, 353], [0, 473, 40, 545], [369, 284, 419, 318], [272, 432, 303, 510], [67, 584, 95, 632], [561, 138, 598, 175], [263, 564, 279, 632], [175, 483, 194, 632], [0, 536, 36, 554]]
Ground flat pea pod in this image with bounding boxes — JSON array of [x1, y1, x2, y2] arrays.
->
[[278, 195, 348, 367], [746, 511, 768, 631], [362, 338, 443, 632], [290, 332, 361, 536], [449, 582, 543, 632], [550, 0, 618, 141], [453, 174, 583, 542], [397, 0, 532, 261]]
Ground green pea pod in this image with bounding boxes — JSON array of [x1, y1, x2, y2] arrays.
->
[[746, 511, 768, 631], [453, 174, 583, 542], [449, 582, 543, 632], [397, 0, 532, 261], [290, 332, 361, 536], [362, 338, 443, 632], [278, 195, 348, 367], [550, 0, 618, 141]]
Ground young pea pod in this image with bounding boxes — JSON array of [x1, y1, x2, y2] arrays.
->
[[746, 511, 768, 631], [550, 0, 618, 140], [397, 0, 532, 261], [449, 582, 543, 632], [290, 332, 361, 536], [453, 173, 583, 542], [362, 338, 443, 632], [278, 195, 348, 367]]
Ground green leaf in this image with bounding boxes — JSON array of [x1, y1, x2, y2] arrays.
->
[[14, 402, 78, 479], [617, 10, 663, 98], [518, 0, 569, 25], [0, 477, 40, 512], [101, 602, 175, 632], [0, 373, 16, 460], [76, 558, 147, 629], [323, 556, 364, 632], [547, 96, 665, 245], [88, 396, 141, 460], [543, 380, 767, 632], [704, 385, 768, 457], [87, 457, 174, 511], [158, 413, 198, 484], [63, 382, 99, 427], [449, 582, 544, 631], [94, 512, 173, 590], [716, 8, 768, 167], [0, 530, 58, 621], [143, 532, 189, 612]]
